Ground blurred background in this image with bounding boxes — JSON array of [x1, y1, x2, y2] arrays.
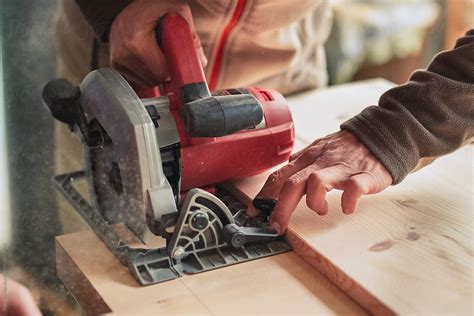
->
[[0, 0, 472, 314]]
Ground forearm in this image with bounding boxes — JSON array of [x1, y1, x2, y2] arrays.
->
[[341, 29, 474, 184], [75, 0, 132, 41]]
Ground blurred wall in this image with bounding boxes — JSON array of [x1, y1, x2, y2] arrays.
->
[[3, 0, 59, 284]]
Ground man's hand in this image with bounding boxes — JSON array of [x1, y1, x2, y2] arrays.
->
[[0, 274, 42, 316], [248, 130, 393, 234], [109, 0, 206, 87]]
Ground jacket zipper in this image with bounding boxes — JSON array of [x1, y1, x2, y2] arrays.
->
[[208, 0, 247, 90]]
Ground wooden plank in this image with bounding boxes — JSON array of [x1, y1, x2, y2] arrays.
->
[[56, 230, 367, 315], [227, 79, 473, 315]]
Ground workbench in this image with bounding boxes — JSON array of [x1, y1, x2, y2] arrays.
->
[[56, 79, 473, 315]]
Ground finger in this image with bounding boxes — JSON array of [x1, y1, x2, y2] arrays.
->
[[260, 146, 326, 198], [289, 141, 319, 162], [270, 166, 318, 233], [255, 162, 309, 200], [306, 172, 328, 215], [248, 149, 324, 218], [341, 173, 374, 214], [133, 34, 168, 84], [290, 132, 339, 161], [109, 25, 167, 85], [247, 203, 260, 217], [305, 165, 349, 215], [111, 61, 156, 87], [5, 280, 41, 316], [289, 148, 306, 162], [132, 58, 166, 86]]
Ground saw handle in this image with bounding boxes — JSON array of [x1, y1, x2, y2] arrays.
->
[[156, 13, 263, 138], [156, 13, 209, 92]]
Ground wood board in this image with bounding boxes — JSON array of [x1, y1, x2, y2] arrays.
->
[[56, 230, 367, 315], [226, 79, 474, 315]]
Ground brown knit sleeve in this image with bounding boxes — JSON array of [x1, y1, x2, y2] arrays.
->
[[74, 0, 132, 41], [341, 29, 474, 184]]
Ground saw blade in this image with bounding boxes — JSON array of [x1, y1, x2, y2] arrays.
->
[[78, 68, 178, 244]]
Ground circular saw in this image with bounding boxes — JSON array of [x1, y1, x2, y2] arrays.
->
[[42, 13, 294, 285]]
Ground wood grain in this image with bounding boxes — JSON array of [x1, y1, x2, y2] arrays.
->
[[227, 79, 474, 315], [56, 230, 367, 315]]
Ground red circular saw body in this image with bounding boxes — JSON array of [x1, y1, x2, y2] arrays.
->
[[139, 13, 294, 192]]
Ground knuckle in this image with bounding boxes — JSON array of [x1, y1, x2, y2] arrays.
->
[[326, 139, 336, 147], [268, 170, 284, 183], [308, 172, 323, 184], [347, 178, 364, 193], [305, 146, 320, 157], [285, 176, 302, 188], [125, 36, 143, 53], [298, 146, 321, 163], [321, 148, 336, 160], [296, 150, 311, 162], [337, 161, 352, 170]]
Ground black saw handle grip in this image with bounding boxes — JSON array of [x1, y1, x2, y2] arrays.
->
[[181, 93, 264, 137]]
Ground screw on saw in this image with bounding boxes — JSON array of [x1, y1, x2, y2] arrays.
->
[[190, 211, 209, 230], [252, 197, 277, 223]]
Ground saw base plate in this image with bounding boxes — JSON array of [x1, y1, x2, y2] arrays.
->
[[55, 171, 291, 286]]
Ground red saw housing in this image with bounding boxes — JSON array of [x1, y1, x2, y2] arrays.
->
[[139, 13, 294, 192]]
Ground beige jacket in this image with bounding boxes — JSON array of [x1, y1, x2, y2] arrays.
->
[[55, 0, 332, 94]]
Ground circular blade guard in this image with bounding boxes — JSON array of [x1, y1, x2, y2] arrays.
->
[[79, 68, 177, 244]]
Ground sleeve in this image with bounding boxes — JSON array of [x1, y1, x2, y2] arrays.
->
[[341, 29, 474, 184], [74, 0, 132, 41]]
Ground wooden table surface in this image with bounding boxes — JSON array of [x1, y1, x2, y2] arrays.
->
[[56, 230, 366, 315], [56, 79, 473, 315]]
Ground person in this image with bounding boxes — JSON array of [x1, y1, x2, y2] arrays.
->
[[0, 274, 42, 316], [56, 0, 473, 234]]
